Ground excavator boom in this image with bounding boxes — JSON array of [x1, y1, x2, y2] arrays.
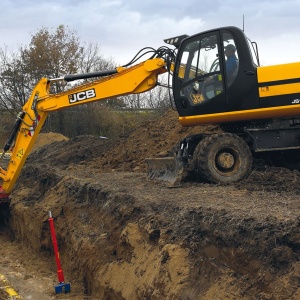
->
[[0, 57, 169, 198]]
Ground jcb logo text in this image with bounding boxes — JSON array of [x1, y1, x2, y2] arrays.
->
[[69, 89, 96, 103]]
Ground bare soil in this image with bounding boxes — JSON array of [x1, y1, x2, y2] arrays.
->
[[1, 110, 300, 299]]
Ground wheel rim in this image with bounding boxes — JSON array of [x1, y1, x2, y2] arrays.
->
[[214, 148, 240, 176]]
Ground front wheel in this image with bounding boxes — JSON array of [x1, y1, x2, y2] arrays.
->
[[192, 133, 252, 184]]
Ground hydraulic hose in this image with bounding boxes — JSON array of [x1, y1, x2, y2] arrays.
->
[[3, 112, 25, 153]]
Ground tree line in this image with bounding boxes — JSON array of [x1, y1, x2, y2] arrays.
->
[[0, 25, 171, 139]]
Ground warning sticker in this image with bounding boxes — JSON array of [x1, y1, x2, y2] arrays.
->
[[16, 148, 24, 160], [190, 93, 205, 105]]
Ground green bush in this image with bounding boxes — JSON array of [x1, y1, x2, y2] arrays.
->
[[43, 104, 166, 139]]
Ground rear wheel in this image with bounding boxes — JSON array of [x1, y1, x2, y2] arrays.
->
[[193, 133, 252, 184]]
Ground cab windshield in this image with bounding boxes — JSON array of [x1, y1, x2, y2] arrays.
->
[[176, 34, 222, 103], [175, 30, 240, 106]]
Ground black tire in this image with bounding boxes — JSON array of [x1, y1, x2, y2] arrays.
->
[[192, 133, 252, 184]]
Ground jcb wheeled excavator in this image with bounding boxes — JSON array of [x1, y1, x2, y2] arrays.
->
[[1, 25, 300, 204]]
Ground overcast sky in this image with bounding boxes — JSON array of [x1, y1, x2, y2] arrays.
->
[[1, 0, 300, 68]]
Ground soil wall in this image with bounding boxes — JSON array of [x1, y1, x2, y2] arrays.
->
[[9, 164, 300, 299]]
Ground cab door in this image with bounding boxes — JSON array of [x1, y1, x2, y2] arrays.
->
[[220, 28, 260, 113]]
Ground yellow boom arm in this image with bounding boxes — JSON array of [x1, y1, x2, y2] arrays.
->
[[0, 58, 167, 195]]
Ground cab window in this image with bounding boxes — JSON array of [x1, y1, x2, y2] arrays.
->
[[222, 31, 239, 86], [176, 33, 223, 105], [246, 37, 259, 67]]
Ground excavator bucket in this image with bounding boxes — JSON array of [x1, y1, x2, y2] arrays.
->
[[145, 157, 185, 185], [0, 186, 10, 206]]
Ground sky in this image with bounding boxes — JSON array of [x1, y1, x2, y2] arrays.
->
[[1, 0, 300, 67]]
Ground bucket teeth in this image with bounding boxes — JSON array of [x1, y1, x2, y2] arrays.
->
[[145, 157, 185, 185]]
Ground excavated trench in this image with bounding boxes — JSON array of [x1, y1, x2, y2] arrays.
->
[[5, 157, 300, 299]]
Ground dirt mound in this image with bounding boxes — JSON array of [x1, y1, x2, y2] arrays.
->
[[31, 110, 220, 173], [33, 132, 69, 152], [4, 109, 300, 299]]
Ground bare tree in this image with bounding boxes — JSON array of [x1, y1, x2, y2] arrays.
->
[[0, 47, 30, 112], [0, 25, 124, 136], [0, 25, 84, 112], [21, 25, 82, 94], [121, 73, 172, 109], [79, 42, 115, 74], [146, 84, 171, 109]]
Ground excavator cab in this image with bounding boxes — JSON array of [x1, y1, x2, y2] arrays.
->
[[147, 27, 262, 184], [149, 26, 300, 184], [147, 27, 263, 184], [172, 26, 260, 126]]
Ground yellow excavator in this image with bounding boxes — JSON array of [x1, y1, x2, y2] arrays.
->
[[1, 25, 300, 204]]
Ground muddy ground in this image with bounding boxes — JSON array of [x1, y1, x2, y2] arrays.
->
[[1, 110, 300, 299]]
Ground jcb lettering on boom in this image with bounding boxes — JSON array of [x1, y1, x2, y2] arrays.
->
[[69, 89, 96, 103]]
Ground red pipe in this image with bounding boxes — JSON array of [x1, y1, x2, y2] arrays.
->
[[48, 211, 65, 283]]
